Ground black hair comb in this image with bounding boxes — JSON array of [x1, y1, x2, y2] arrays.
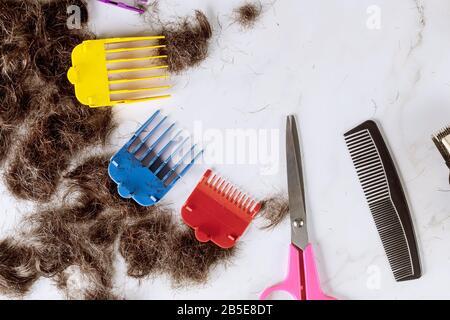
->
[[344, 120, 421, 282]]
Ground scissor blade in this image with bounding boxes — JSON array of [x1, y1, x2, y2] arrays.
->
[[286, 115, 308, 250]]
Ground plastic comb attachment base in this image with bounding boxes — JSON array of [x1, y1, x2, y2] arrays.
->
[[181, 169, 261, 248], [67, 36, 171, 107], [108, 110, 202, 206]]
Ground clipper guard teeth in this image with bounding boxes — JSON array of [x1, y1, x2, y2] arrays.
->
[[108, 110, 202, 206]]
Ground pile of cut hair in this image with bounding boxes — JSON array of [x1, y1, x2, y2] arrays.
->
[[258, 194, 289, 230], [1, 151, 236, 299], [0, 0, 114, 201], [157, 10, 212, 73], [0, 0, 285, 300], [0, 0, 234, 300], [234, 2, 262, 28]]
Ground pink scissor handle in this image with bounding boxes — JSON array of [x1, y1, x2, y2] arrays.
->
[[260, 244, 336, 300]]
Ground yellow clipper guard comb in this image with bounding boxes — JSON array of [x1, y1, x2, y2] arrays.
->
[[67, 36, 171, 108]]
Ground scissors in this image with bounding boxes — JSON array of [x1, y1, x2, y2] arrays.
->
[[260, 115, 336, 300]]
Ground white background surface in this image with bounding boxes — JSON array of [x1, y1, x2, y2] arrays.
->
[[1, 0, 450, 300]]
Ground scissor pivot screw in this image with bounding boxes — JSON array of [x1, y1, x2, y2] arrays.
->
[[293, 219, 304, 228]]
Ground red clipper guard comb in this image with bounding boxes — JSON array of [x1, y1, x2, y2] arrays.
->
[[181, 169, 261, 248]]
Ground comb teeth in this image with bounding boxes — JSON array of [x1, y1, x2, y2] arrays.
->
[[105, 37, 171, 103], [432, 125, 450, 167], [344, 120, 421, 282], [127, 110, 203, 187], [204, 172, 259, 213], [108, 110, 202, 206], [345, 130, 390, 205]]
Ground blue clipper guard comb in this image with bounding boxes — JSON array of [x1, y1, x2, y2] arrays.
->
[[108, 110, 203, 206]]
